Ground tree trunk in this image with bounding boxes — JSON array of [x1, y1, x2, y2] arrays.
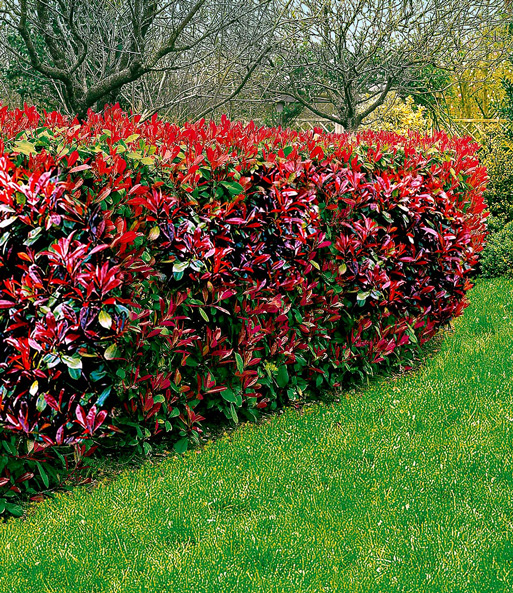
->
[[341, 115, 362, 132]]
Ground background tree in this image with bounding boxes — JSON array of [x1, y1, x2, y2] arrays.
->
[[0, 0, 284, 119], [266, 0, 509, 130], [0, 25, 62, 108], [135, 0, 293, 123]]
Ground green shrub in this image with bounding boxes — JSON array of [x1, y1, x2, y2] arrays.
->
[[474, 131, 513, 278], [480, 132, 513, 223], [480, 219, 513, 277]]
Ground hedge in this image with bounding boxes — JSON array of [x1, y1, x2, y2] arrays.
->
[[0, 105, 487, 516]]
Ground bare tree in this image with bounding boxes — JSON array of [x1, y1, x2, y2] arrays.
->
[[0, 0, 278, 119], [132, 0, 293, 123], [267, 0, 509, 130]]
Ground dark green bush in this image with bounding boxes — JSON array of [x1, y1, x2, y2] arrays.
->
[[480, 219, 513, 278], [475, 132, 513, 278], [480, 133, 513, 224]]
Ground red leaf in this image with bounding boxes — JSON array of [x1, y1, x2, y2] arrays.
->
[[44, 394, 60, 411], [75, 405, 87, 429], [66, 150, 79, 167], [69, 163, 92, 173], [15, 472, 34, 483], [0, 300, 16, 308], [112, 231, 139, 246]]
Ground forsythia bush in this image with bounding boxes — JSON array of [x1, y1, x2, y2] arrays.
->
[[0, 105, 487, 516], [362, 93, 430, 135]]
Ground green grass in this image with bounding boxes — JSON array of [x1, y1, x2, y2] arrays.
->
[[2, 278, 513, 592]]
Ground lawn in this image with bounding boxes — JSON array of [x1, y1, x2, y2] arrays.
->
[[1, 278, 513, 592]]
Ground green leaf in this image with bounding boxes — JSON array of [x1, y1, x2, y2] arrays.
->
[[235, 353, 244, 373], [0, 231, 10, 247], [35, 393, 47, 412], [24, 226, 42, 246], [153, 394, 166, 403], [406, 322, 418, 344], [199, 308, 209, 322], [96, 386, 111, 406], [61, 354, 82, 369], [148, 226, 160, 241], [98, 310, 113, 330], [68, 367, 82, 380], [198, 167, 212, 180], [90, 368, 107, 382], [14, 140, 36, 156], [173, 261, 189, 273], [276, 365, 290, 388], [173, 437, 189, 454], [357, 291, 370, 303], [104, 344, 118, 360], [221, 181, 244, 195], [5, 503, 23, 517], [36, 462, 49, 489], [230, 403, 239, 424], [221, 388, 237, 403]]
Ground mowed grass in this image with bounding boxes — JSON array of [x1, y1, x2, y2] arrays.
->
[[2, 279, 513, 592]]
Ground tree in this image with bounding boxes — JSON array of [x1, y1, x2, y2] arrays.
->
[[0, 24, 62, 108], [134, 0, 294, 123], [268, 0, 509, 130], [0, 0, 278, 119]]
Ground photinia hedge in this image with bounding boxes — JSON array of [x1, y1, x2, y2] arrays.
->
[[0, 104, 487, 513]]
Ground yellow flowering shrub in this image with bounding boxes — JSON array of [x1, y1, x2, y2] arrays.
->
[[363, 93, 430, 134], [480, 128, 513, 222]]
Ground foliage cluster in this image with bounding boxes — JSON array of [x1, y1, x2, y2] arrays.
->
[[480, 220, 513, 278], [0, 104, 487, 517], [363, 93, 430, 135], [477, 130, 513, 277], [480, 133, 513, 220]]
